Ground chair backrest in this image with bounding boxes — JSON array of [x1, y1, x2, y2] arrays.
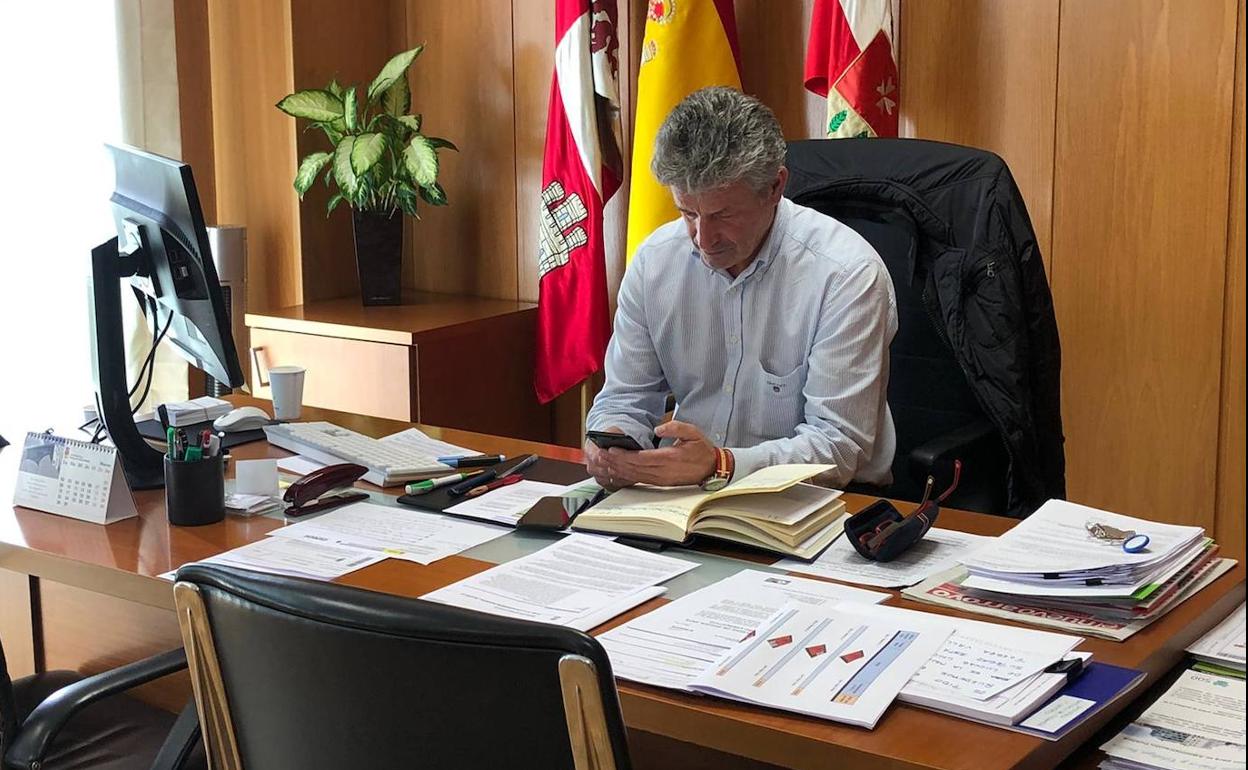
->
[[783, 177, 992, 504], [173, 564, 631, 770]]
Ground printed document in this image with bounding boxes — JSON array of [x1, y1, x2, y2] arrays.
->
[[600, 569, 888, 690], [1101, 722, 1245, 770], [776, 528, 990, 588], [444, 479, 573, 526], [1137, 670, 1245, 745], [381, 427, 481, 459], [1187, 603, 1246, 672], [194, 536, 385, 581], [267, 501, 510, 565], [959, 499, 1204, 576], [422, 534, 697, 631], [689, 602, 954, 728]]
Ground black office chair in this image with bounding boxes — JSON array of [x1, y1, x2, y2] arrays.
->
[[785, 138, 1065, 516], [1, 639, 204, 770], [173, 563, 633, 770]]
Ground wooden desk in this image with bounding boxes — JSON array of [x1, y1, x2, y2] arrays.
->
[[1, 399, 1243, 770]]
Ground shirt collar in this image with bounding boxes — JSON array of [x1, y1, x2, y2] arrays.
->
[[691, 198, 792, 285]]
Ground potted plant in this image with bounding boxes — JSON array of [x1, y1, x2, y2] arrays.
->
[[276, 46, 456, 306]]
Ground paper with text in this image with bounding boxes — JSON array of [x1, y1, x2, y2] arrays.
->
[[777, 528, 990, 588], [421, 534, 697, 631], [688, 602, 954, 728], [194, 537, 385, 581], [600, 569, 888, 690], [267, 501, 510, 565]]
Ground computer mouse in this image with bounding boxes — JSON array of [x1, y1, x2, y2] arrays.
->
[[213, 406, 272, 433]]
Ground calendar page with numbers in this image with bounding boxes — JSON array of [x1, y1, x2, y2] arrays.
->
[[13, 433, 137, 524]]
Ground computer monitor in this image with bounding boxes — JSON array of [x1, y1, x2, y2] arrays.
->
[[91, 144, 244, 489]]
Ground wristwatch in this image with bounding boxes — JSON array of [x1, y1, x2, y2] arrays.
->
[[700, 447, 735, 492]]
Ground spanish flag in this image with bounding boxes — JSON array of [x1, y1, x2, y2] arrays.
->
[[625, 0, 741, 262]]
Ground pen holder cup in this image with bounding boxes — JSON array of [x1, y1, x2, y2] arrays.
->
[[844, 498, 939, 562], [164, 454, 225, 527]]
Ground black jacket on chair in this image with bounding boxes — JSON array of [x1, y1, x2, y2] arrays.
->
[[785, 138, 1065, 516]]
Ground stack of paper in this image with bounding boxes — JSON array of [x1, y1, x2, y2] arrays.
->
[[224, 492, 284, 517], [903, 501, 1236, 641], [422, 535, 698, 631], [1100, 670, 1245, 770], [897, 617, 1083, 724], [163, 396, 232, 427], [1187, 603, 1246, 679]]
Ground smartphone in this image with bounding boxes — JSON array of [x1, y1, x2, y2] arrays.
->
[[586, 430, 646, 451]]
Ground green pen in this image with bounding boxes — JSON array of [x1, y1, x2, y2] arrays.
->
[[184, 446, 203, 462], [405, 470, 483, 495], [166, 427, 177, 459]]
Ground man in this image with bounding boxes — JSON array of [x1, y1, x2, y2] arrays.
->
[[585, 86, 897, 491]]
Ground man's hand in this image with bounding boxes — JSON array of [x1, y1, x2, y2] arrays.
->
[[600, 420, 717, 488], [584, 427, 632, 490]]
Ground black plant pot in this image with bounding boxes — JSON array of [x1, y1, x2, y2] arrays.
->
[[351, 210, 403, 306]]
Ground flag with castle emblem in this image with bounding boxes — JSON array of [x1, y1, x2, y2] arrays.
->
[[626, 0, 742, 262], [805, 0, 899, 138], [535, 0, 623, 403]]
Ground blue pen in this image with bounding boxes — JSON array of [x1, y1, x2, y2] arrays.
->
[[438, 454, 505, 468]]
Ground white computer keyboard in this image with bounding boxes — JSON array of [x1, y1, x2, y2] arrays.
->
[[264, 422, 448, 486]]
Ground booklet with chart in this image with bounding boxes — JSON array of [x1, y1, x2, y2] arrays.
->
[[571, 464, 846, 559]]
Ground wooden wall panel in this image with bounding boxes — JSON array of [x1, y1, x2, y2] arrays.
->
[[1051, 0, 1238, 527], [899, 0, 1059, 269], [734, 0, 825, 140], [290, 1, 398, 302], [206, 0, 302, 312], [403, 0, 519, 300], [1216, 0, 1245, 560], [173, 0, 216, 222]]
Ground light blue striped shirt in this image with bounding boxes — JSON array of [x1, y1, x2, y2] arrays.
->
[[586, 198, 898, 486]]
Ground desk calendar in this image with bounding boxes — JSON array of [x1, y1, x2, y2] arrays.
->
[[13, 433, 137, 524]]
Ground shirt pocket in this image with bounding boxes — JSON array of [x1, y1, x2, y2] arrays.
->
[[746, 360, 807, 439]]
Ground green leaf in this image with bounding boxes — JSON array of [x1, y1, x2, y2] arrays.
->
[[402, 134, 438, 187], [326, 79, 343, 99], [367, 46, 424, 103], [418, 181, 447, 206], [350, 133, 387, 176], [276, 90, 343, 122], [425, 136, 458, 151], [343, 87, 358, 132], [293, 152, 333, 198], [327, 191, 345, 217], [333, 136, 359, 196], [381, 75, 410, 117]]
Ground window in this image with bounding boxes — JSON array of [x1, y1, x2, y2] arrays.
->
[[0, 4, 123, 428]]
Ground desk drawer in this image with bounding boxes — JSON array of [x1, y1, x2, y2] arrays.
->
[[248, 328, 415, 421]]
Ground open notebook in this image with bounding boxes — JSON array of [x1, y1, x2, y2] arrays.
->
[[571, 464, 846, 559]]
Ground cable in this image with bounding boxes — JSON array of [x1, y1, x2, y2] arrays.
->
[[130, 302, 172, 415]]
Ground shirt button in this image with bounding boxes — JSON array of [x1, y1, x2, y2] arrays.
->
[[715, 433, 723, 442], [728, 335, 739, 343], [723, 385, 733, 394]]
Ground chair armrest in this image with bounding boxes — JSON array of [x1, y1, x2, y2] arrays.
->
[[908, 418, 998, 481], [6, 648, 187, 768], [151, 701, 203, 770]]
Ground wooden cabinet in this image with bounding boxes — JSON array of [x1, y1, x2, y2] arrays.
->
[[245, 293, 553, 443]]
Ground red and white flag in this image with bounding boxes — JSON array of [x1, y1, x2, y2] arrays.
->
[[535, 0, 623, 404], [805, 0, 899, 138]]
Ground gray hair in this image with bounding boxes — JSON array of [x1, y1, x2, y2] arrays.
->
[[651, 87, 786, 195]]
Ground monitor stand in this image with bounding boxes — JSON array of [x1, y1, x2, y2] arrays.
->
[[90, 237, 166, 490]]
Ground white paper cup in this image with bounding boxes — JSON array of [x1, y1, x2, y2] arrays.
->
[[268, 365, 306, 421]]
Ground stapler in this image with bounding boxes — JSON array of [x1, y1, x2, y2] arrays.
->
[[283, 463, 369, 517]]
